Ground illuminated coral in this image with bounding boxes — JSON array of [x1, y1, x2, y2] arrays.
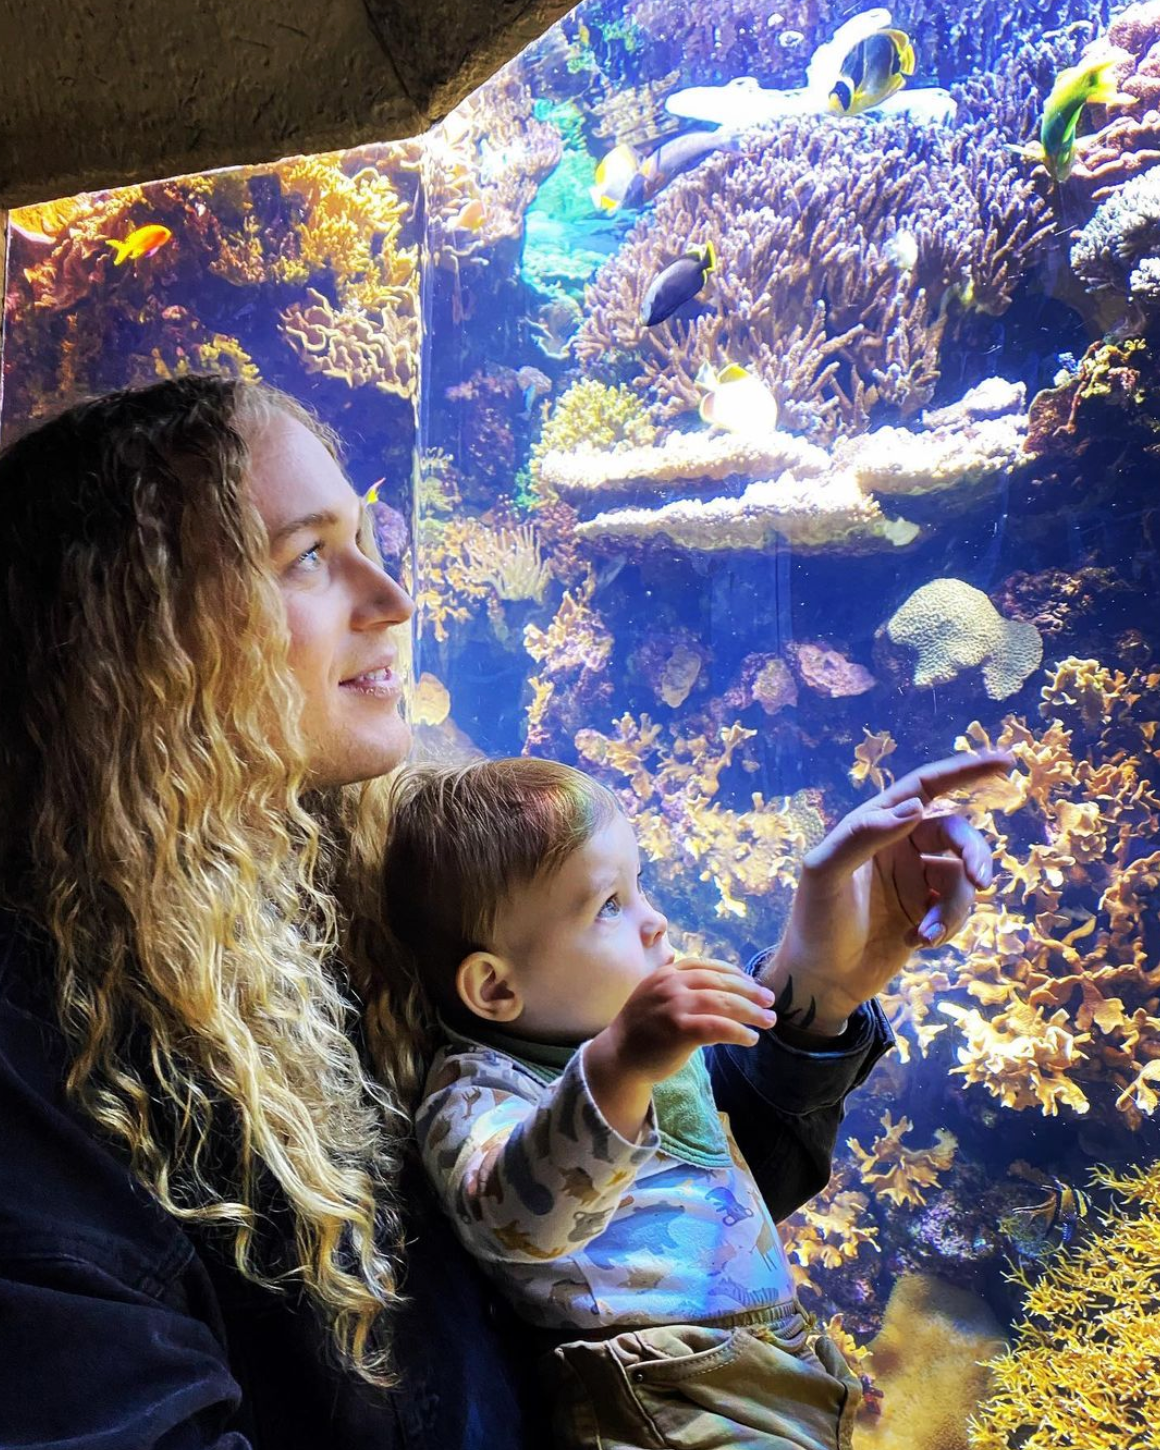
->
[[968, 1160, 1160, 1450], [461, 521, 552, 604], [780, 1185, 879, 1278], [865, 1275, 1007, 1450], [847, 1112, 958, 1209], [573, 712, 814, 924], [895, 665, 1160, 1124], [531, 379, 658, 497], [281, 286, 418, 399], [523, 575, 615, 751], [424, 73, 563, 268], [851, 729, 898, 791], [884, 578, 1044, 700], [788, 641, 877, 698]]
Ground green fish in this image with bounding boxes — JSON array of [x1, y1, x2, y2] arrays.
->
[[1022, 56, 1133, 182]]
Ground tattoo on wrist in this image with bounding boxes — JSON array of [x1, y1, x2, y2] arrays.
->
[[777, 976, 816, 1031]]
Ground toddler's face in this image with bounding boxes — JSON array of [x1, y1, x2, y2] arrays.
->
[[484, 811, 673, 1044]]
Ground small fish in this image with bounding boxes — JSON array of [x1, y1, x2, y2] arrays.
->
[[641, 242, 716, 326], [1018, 55, 1133, 182], [696, 361, 779, 436], [105, 223, 173, 266], [999, 1177, 1090, 1260], [363, 477, 387, 506], [590, 132, 736, 212], [451, 198, 486, 233], [828, 28, 916, 115], [884, 229, 919, 272], [516, 365, 552, 413]]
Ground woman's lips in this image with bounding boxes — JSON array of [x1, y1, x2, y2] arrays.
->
[[339, 667, 400, 696]]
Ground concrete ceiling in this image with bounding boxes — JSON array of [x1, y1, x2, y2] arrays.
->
[[0, 0, 574, 209]]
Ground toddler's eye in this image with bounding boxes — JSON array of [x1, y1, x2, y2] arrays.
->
[[596, 894, 622, 919]]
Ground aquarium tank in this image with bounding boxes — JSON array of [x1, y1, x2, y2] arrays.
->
[[3, 0, 1160, 1440]]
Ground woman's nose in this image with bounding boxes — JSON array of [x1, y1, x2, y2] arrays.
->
[[358, 560, 415, 627]]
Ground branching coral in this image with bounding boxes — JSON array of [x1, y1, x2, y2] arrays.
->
[[967, 1159, 1160, 1450], [886, 655, 1160, 1122], [575, 118, 1050, 444], [531, 379, 658, 497], [423, 72, 562, 269], [523, 574, 615, 751], [847, 1112, 958, 1209], [572, 712, 816, 923], [883, 579, 1044, 700]]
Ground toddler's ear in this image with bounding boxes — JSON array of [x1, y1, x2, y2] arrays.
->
[[456, 950, 522, 1023]]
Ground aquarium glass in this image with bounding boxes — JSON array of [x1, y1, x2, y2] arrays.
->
[[4, 0, 1160, 1440]]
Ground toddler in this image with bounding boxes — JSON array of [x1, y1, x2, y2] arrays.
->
[[381, 758, 862, 1450]]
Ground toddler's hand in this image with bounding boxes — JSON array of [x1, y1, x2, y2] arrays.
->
[[597, 957, 777, 1086]]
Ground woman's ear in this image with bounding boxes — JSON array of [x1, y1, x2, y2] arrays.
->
[[456, 951, 523, 1023]]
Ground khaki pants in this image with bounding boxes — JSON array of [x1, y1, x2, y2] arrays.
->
[[543, 1303, 862, 1450]]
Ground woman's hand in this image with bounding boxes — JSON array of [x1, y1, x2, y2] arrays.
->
[[759, 751, 1014, 1037]]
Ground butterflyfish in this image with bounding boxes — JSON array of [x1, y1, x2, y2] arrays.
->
[[641, 243, 716, 326], [696, 361, 779, 436], [105, 224, 173, 265], [828, 28, 915, 115]]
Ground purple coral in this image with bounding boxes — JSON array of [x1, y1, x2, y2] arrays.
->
[[577, 117, 1051, 443]]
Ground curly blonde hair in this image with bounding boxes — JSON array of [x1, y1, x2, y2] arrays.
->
[[0, 376, 414, 1385]]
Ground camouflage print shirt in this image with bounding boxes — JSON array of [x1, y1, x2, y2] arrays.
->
[[416, 1036, 798, 1330]]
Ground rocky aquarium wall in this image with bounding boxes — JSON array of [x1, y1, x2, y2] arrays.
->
[[4, 0, 1160, 1441]]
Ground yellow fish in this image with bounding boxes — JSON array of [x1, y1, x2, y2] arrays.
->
[[696, 361, 780, 436], [363, 477, 386, 506], [828, 28, 915, 115], [1020, 55, 1133, 182], [106, 223, 173, 266]]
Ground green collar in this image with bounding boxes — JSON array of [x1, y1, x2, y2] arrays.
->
[[439, 1018, 732, 1170]]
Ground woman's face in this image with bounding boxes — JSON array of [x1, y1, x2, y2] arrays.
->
[[247, 412, 415, 788]]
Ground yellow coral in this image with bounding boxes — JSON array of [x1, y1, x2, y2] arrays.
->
[[1040, 656, 1139, 733], [968, 1160, 1160, 1450], [886, 578, 1043, 700], [847, 1112, 958, 1207], [863, 1275, 1007, 1450], [461, 522, 552, 603], [781, 1186, 878, 1276], [851, 727, 897, 790], [530, 379, 658, 498]]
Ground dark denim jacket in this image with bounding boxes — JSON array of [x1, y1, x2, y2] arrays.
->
[[0, 912, 892, 1448]]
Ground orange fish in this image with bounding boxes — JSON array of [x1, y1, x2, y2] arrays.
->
[[106, 224, 173, 265], [451, 198, 486, 233]]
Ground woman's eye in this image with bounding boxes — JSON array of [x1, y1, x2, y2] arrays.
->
[[596, 895, 621, 919], [292, 540, 325, 571]]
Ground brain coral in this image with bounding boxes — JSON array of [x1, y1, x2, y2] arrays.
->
[[885, 579, 1043, 700]]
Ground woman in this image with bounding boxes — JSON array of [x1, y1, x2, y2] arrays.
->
[[0, 377, 1008, 1447]]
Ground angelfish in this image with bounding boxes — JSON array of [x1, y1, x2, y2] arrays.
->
[[828, 28, 915, 115], [641, 243, 716, 326]]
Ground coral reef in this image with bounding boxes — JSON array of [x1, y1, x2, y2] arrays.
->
[[1064, 0, 1160, 206], [967, 1160, 1160, 1450], [575, 119, 1050, 443], [538, 378, 1027, 560], [523, 575, 615, 751], [860, 1275, 1007, 1450], [531, 379, 659, 497], [846, 1113, 959, 1210], [834, 379, 1028, 509], [572, 711, 816, 924], [1071, 165, 1160, 322], [787, 641, 877, 699], [281, 286, 418, 398], [882, 655, 1160, 1123], [630, 629, 712, 710], [882, 579, 1044, 700], [423, 73, 563, 269]]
